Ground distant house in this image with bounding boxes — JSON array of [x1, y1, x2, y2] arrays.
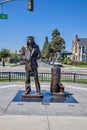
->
[[72, 35, 87, 61], [61, 52, 72, 58]]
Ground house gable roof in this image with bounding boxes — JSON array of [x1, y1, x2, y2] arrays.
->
[[78, 38, 87, 47]]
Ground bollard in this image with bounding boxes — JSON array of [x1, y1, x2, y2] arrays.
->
[[50, 65, 61, 93]]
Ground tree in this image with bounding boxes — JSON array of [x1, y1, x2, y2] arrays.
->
[[41, 36, 50, 61], [10, 53, 20, 63], [51, 36, 65, 53], [52, 29, 60, 39], [41, 29, 65, 61], [19, 44, 26, 55], [50, 29, 65, 60], [0, 49, 11, 58], [0, 49, 11, 66], [42, 36, 49, 50]]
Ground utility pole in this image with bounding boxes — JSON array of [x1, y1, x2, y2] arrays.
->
[[0, 0, 15, 4], [0, 0, 34, 11], [0, 0, 15, 19], [0, 0, 34, 19]]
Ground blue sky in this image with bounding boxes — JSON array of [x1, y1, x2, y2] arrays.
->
[[0, 0, 87, 52]]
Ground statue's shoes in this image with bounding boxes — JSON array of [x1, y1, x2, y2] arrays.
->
[[25, 88, 31, 95], [36, 92, 41, 96]]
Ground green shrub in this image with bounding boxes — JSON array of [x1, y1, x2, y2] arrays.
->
[[62, 57, 67, 64], [77, 61, 87, 65]]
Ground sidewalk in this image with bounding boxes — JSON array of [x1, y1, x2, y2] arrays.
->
[[0, 82, 87, 130], [0, 115, 87, 130]]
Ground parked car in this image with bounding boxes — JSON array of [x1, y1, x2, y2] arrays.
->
[[20, 60, 25, 65], [53, 60, 62, 67], [50, 61, 54, 65]]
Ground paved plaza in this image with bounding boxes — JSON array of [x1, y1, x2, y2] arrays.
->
[[0, 82, 87, 130]]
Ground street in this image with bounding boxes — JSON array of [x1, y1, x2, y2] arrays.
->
[[0, 61, 87, 74]]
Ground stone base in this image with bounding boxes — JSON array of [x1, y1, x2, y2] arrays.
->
[[21, 93, 43, 99], [52, 92, 66, 97]]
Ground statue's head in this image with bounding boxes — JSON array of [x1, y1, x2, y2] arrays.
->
[[27, 36, 34, 47]]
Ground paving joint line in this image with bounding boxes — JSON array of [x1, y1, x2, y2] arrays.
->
[[45, 105, 51, 130]]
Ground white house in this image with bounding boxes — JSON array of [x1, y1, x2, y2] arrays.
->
[[72, 35, 87, 61]]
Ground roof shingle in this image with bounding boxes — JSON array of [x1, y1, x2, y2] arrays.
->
[[78, 38, 87, 47]]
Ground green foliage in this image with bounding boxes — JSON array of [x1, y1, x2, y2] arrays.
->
[[10, 54, 20, 63], [67, 58, 73, 65], [62, 57, 73, 65], [63, 57, 87, 66], [19, 46, 25, 55], [0, 49, 11, 58], [50, 36, 65, 53], [52, 29, 60, 39], [41, 29, 65, 61], [0, 54, 1, 61], [62, 57, 67, 64], [74, 61, 87, 65], [41, 36, 50, 60]]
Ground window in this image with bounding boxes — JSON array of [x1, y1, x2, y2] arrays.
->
[[84, 47, 87, 54]]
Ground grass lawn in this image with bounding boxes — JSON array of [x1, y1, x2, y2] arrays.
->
[[0, 62, 20, 67], [63, 64, 87, 68]]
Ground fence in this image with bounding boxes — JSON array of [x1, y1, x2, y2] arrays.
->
[[0, 72, 87, 84]]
